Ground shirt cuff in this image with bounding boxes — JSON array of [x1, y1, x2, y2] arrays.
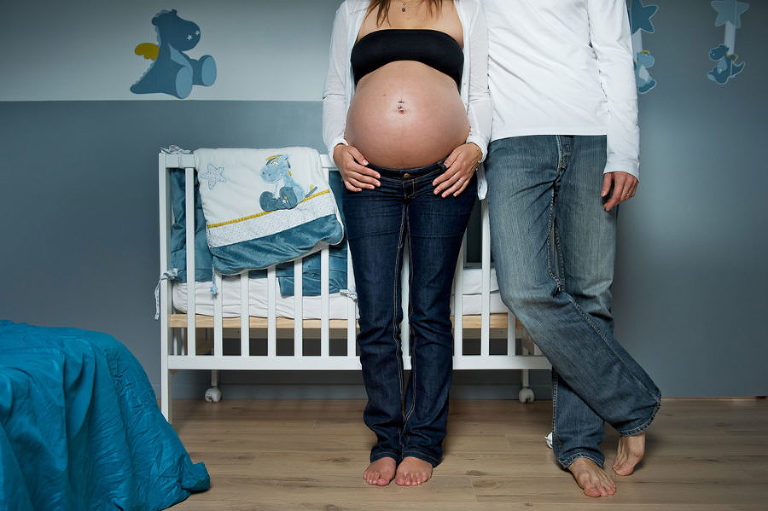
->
[[466, 135, 488, 162], [327, 137, 349, 161], [603, 158, 639, 181]]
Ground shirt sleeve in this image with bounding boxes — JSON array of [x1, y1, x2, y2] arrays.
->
[[322, 3, 351, 159], [465, 1, 492, 163], [587, 0, 640, 179]]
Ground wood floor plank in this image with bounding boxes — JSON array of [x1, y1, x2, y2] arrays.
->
[[171, 398, 768, 509]]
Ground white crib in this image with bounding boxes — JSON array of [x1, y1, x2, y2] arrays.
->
[[157, 151, 550, 422]]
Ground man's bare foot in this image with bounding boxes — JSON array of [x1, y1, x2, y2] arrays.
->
[[613, 431, 646, 476], [395, 456, 433, 486], [363, 457, 396, 486], [567, 457, 616, 498]]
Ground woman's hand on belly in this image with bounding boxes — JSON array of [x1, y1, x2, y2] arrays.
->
[[333, 144, 380, 192], [433, 142, 483, 198]]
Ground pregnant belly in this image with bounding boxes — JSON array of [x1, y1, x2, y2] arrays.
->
[[345, 61, 469, 169]]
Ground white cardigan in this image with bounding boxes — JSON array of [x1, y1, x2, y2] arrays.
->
[[322, 0, 492, 182]]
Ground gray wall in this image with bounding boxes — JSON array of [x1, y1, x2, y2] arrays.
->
[[1, 1, 766, 398]]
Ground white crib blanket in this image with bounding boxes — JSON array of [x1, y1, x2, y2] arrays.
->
[[194, 147, 344, 275]]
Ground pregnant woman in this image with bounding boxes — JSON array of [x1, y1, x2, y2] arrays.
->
[[322, 0, 490, 487]]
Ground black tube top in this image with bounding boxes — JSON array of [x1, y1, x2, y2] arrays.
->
[[351, 29, 463, 89]]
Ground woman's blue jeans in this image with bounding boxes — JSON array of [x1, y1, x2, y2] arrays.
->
[[484, 135, 661, 469], [343, 162, 476, 466]]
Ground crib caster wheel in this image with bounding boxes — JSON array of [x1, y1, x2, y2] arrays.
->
[[519, 387, 535, 403], [204, 387, 222, 403]]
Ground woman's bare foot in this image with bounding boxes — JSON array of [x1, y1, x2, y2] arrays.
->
[[613, 431, 646, 476], [567, 457, 616, 498], [395, 456, 433, 486], [363, 457, 397, 486]]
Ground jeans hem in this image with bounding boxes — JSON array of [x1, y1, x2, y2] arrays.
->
[[558, 452, 605, 470], [618, 399, 661, 437], [401, 449, 441, 467], [370, 451, 401, 464]]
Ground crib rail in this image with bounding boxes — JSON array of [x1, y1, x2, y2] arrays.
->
[[158, 151, 549, 421]]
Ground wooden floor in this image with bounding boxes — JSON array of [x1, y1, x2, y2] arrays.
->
[[170, 398, 768, 510]]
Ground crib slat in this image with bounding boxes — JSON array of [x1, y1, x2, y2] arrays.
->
[[294, 258, 303, 357], [213, 272, 223, 357], [346, 247, 356, 360], [184, 167, 196, 356], [159, 159, 172, 420], [240, 272, 249, 357], [321, 247, 330, 358], [454, 236, 465, 357], [320, 162, 331, 359], [481, 200, 491, 357], [507, 310, 516, 357], [267, 266, 277, 357]]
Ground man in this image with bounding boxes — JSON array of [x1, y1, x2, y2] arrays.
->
[[482, 0, 662, 497]]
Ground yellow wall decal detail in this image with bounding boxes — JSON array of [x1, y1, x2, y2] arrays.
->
[[134, 43, 159, 60]]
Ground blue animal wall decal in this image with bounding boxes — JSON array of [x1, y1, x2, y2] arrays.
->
[[627, 0, 659, 94], [708, 0, 749, 85], [131, 9, 216, 99], [635, 51, 656, 94], [259, 155, 317, 213]]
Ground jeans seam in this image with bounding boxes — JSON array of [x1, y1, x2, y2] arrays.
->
[[402, 215, 417, 438], [551, 371, 562, 454], [393, 206, 407, 410], [554, 222, 566, 291], [546, 192, 561, 288]]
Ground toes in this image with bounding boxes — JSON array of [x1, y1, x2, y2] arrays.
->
[[583, 486, 602, 498], [364, 459, 396, 486], [363, 470, 380, 485], [582, 477, 616, 498], [394, 458, 433, 486], [599, 478, 616, 497], [570, 458, 616, 498]]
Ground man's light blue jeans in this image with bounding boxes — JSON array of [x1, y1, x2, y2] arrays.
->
[[484, 135, 661, 468]]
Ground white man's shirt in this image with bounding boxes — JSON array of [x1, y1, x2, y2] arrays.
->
[[484, 0, 640, 177]]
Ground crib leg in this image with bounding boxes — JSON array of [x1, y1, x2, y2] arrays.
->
[[161, 357, 173, 423], [160, 324, 175, 422], [204, 369, 222, 403], [518, 344, 536, 403]]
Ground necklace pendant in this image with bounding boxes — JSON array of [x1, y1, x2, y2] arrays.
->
[[402, 7, 406, 12]]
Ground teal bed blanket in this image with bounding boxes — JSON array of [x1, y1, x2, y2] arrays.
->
[[0, 321, 209, 510]]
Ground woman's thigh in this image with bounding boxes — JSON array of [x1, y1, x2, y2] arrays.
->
[[407, 175, 476, 314], [343, 184, 406, 325]]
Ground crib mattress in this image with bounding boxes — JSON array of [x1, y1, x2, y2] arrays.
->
[[171, 267, 505, 319]]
